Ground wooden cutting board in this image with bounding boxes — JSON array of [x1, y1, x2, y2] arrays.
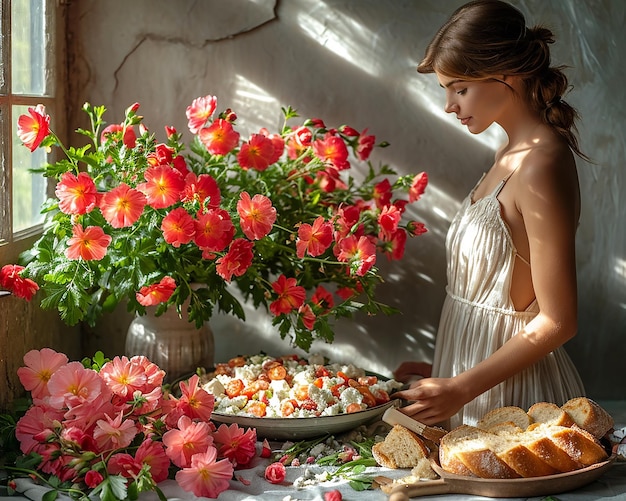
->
[[386, 455, 616, 499]]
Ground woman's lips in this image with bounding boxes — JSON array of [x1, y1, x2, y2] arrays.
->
[[459, 117, 471, 125]]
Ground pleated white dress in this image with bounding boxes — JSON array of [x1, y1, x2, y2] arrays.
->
[[432, 173, 585, 429]]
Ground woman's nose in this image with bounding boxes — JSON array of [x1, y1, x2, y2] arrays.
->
[[444, 98, 457, 114]]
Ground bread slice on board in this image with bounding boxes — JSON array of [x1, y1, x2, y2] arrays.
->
[[372, 424, 430, 469], [477, 406, 532, 432], [561, 397, 614, 439]]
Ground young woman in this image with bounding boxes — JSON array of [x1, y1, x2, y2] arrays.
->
[[392, 0, 587, 429]]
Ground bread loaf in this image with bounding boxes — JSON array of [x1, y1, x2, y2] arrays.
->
[[372, 424, 430, 469], [438, 398, 612, 479], [561, 397, 614, 439]]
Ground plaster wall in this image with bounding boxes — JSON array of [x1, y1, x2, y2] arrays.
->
[[66, 0, 625, 399]]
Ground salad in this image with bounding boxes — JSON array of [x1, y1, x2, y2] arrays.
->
[[202, 353, 403, 418]]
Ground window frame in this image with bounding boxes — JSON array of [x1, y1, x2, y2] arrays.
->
[[0, 0, 66, 264]]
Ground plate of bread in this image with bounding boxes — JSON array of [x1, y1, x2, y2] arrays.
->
[[376, 397, 618, 499]]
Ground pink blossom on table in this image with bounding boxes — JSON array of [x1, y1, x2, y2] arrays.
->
[[324, 489, 343, 501], [212, 423, 257, 468], [46, 361, 111, 409], [15, 405, 64, 454], [60, 425, 99, 454], [175, 374, 215, 422], [55, 171, 98, 215], [135, 440, 170, 483], [237, 192, 276, 240], [84, 470, 104, 488], [163, 415, 214, 468], [0, 264, 39, 301], [260, 438, 272, 458], [93, 410, 138, 451], [99, 356, 148, 398], [16, 348, 68, 401], [175, 447, 234, 498], [264, 461, 286, 484], [215, 238, 254, 282], [186, 95, 217, 134], [107, 452, 142, 479]]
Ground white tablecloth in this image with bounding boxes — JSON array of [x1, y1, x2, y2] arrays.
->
[[5, 458, 626, 501]]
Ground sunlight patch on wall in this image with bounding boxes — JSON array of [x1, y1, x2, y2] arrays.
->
[[296, 3, 381, 78], [230, 75, 281, 136]]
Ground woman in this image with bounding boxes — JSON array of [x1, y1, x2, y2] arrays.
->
[[393, 0, 587, 429]]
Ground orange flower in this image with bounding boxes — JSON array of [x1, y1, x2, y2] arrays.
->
[[198, 119, 240, 156], [137, 165, 185, 209], [0, 264, 39, 301], [312, 133, 349, 170], [65, 225, 112, 261], [55, 171, 98, 215], [161, 207, 195, 247], [269, 275, 306, 316], [135, 276, 177, 306], [236, 192, 276, 240], [216, 238, 254, 282], [193, 208, 234, 252], [186, 95, 217, 134], [334, 235, 376, 276], [99, 182, 146, 228], [296, 216, 333, 258], [181, 173, 221, 208], [17, 105, 50, 151], [237, 133, 276, 171]]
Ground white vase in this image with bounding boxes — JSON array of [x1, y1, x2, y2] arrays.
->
[[125, 304, 214, 382]]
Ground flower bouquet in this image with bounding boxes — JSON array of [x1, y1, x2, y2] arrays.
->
[[4, 96, 428, 350], [2, 348, 258, 500]]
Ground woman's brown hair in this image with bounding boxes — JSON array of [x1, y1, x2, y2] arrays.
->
[[418, 0, 588, 160]]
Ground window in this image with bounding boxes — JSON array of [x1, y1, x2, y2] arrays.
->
[[0, 0, 63, 262]]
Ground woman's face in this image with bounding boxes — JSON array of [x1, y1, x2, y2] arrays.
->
[[435, 71, 511, 134]]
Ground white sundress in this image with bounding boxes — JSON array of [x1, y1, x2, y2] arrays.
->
[[432, 173, 585, 429]]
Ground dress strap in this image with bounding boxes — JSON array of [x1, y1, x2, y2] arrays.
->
[[493, 167, 519, 197]]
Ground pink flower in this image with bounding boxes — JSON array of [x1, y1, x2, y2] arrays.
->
[[99, 356, 147, 398], [16, 348, 68, 401], [216, 238, 254, 282], [264, 461, 286, 484], [135, 440, 170, 483], [46, 361, 110, 409], [324, 489, 343, 501], [237, 192, 276, 240], [212, 423, 257, 467], [186, 95, 217, 134], [296, 216, 333, 258], [175, 447, 234, 498], [0, 264, 39, 301], [135, 276, 177, 306], [163, 415, 213, 468], [15, 405, 64, 454], [176, 374, 215, 422], [93, 411, 137, 451], [198, 119, 240, 156], [409, 171, 428, 203], [129, 355, 165, 391], [64, 224, 112, 261], [84, 470, 104, 488]]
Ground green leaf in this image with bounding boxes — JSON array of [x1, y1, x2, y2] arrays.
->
[[42, 491, 59, 501]]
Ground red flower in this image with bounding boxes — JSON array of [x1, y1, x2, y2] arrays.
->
[[356, 128, 376, 161], [264, 461, 286, 484], [373, 178, 392, 209], [324, 489, 343, 501], [237, 192, 276, 240], [377, 204, 402, 241], [216, 238, 254, 282], [186, 95, 217, 134], [311, 285, 334, 313], [408, 221, 428, 237], [409, 171, 428, 203], [100, 123, 136, 149], [0, 265, 39, 301], [17, 105, 50, 152], [193, 208, 235, 252], [259, 128, 285, 164], [84, 470, 104, 488], [237, 133, 276, 171], [99, 183, 146, 228], [137, 165, 185, 209], [382, 228, 407, 261], [296, 216, 333, 258], [182, 173, 221, 208], [335, 235, 376, 276], [135, 276, 176, 306], [65, 225, 112, 261], [312, 134, 349, 170], [269, 275, 306, 316], [161, 207, 195, 247], [212, 423, 257, 467], [198, 119, 240, 156], [55, 171, 98, 215], [147, 143, 174, 167], [299, 304, 316, 330]]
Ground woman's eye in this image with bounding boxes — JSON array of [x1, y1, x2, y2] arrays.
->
[[456, 88, 467, 95]]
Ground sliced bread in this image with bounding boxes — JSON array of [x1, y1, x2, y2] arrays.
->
[[476, 406, 532, 432], [561, 397, 615, 439], [528, 402, 575, 427], [372, 424, 430, 469]]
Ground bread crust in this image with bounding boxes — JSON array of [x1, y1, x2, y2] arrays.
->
[[372, 424, 430, 469], [561, 397, 615, 439]]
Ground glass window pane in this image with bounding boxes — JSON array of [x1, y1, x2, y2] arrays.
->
[[12, 0, 52, 96], [12, 104, 46, 232]]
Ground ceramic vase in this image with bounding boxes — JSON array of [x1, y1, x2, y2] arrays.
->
[[125, 304, 214, 382]]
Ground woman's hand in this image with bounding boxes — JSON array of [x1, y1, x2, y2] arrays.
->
[[391, 376, 467, 426], [393, 361, 432, 383]]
